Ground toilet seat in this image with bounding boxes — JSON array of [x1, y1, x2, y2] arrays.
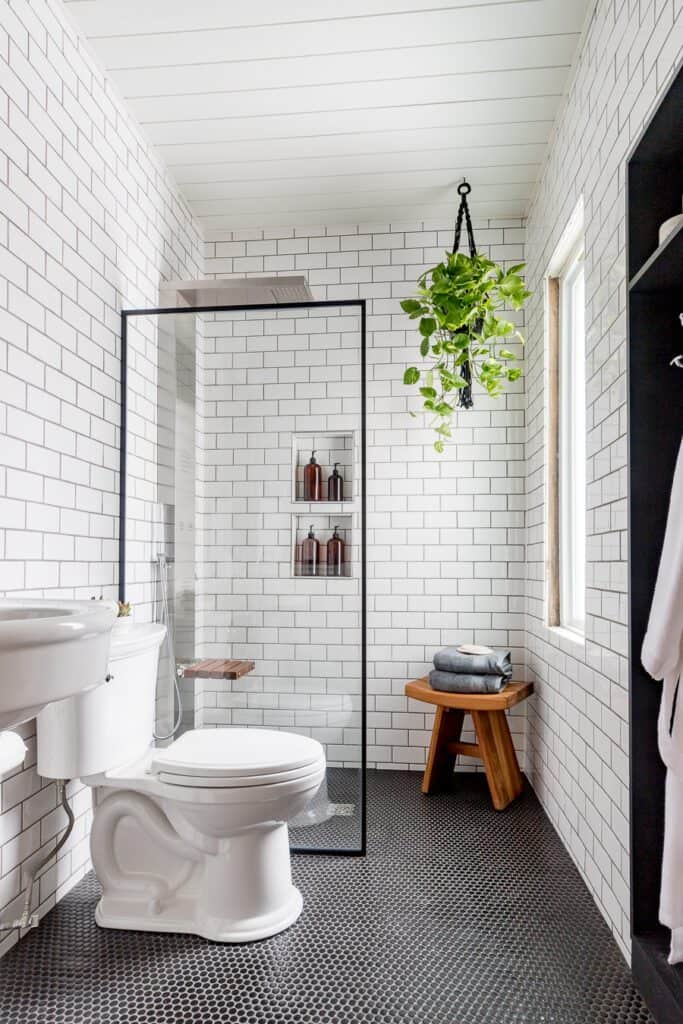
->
[[151, 728, 325, 789]]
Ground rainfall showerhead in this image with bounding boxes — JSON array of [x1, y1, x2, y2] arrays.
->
[[267, 280, 315, 303], [159, 276, 314, 309]]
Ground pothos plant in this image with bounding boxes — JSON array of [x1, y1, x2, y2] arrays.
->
[[401, 251, 530, 452]]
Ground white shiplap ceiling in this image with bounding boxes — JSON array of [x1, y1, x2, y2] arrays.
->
[[63, 0, 591, 234]]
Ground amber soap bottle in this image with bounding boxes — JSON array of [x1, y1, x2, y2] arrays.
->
[[326, 525, 345, 576], [302, 525, 320, 576], [303, 451, 322, 501], [327, 463, 344, 501]]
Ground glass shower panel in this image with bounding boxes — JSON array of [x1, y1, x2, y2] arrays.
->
[[123, 313, 197, 738], [122, 302, 365, 854]]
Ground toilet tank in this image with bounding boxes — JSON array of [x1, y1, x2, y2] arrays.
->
[[37, 623, 166, 780]]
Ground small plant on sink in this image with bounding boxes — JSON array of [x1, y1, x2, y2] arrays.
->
[[117, 600, 132, 617]]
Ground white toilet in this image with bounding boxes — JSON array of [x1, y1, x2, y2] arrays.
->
[[37, 623, 326, 942]]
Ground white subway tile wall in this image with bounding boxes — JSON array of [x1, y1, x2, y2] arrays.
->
[[203, 222, 528, 773], [524, 0, 682, 960], [0, 0, 203, 954]]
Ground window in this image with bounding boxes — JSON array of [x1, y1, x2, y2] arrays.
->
[[547, 212, 586, 636]]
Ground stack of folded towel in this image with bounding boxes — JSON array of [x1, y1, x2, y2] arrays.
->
[[429, 646, 513, 694]]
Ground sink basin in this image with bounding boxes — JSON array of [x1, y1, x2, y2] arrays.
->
[[0, 599, 118, 730]]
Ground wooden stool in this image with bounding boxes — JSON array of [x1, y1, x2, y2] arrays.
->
[[404, 677, 533, 811]]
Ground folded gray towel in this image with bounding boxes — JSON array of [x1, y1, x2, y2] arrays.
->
[[433, 646, 512, 678], [429, 669, 508, 694]]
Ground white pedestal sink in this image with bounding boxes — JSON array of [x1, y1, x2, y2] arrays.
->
[[0, 598, 118, 930], [0, 598, 118, 734]]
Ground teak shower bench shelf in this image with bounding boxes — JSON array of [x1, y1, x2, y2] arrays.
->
[[405, 677, 533, 811], [182, 659, 255, 680]]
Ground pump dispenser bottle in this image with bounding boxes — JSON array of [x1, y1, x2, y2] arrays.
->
[[302, 525, 320, 576], [326, 525, 345, 576], [327, 463, 344, 501], [303, 451, 322, 501]]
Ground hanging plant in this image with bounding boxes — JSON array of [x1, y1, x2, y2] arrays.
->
[[400, 182, 530, 453]]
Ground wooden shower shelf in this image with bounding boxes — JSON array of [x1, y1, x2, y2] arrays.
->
[[182, 659, 255, 680]]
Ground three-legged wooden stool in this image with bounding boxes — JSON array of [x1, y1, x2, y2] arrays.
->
[[404, 677, 533, 810]]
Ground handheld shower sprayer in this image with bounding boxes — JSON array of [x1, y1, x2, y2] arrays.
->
[[154, 551, 182, 741]]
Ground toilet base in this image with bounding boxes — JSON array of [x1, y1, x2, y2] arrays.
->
[[94, 885, 303, 943], [90, 790, 306, 943]]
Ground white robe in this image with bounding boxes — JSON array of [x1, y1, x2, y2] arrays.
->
[[642, 436, 683, 964]]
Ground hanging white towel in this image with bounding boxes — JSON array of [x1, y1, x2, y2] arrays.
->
[[642, 435, 683, 964], [642, 437, 683, 684]]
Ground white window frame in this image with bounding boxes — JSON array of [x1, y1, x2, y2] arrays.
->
[[557, 240, 586, 636]]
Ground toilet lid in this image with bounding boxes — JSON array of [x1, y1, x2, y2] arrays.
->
[[151, 728, 324, 781]]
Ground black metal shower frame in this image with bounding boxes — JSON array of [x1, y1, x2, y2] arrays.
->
[[118, 299, 367, 857]]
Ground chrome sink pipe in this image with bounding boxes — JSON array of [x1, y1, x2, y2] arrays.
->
[[0, 779, 75, 933]]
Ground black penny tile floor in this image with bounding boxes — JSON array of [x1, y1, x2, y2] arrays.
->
[[0, 770, 653, 1024]]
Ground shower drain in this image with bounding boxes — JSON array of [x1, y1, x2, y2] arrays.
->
[[330, 803, 355, 817]]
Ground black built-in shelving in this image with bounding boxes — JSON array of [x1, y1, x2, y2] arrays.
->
[[628, 60, 683, 1024]]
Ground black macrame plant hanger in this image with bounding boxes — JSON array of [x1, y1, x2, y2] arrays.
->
[[451, 180, 476, 410]]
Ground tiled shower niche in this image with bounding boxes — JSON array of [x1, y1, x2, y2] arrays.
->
[[292, 515, 354, 578], [292, 432, 355, 504]]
